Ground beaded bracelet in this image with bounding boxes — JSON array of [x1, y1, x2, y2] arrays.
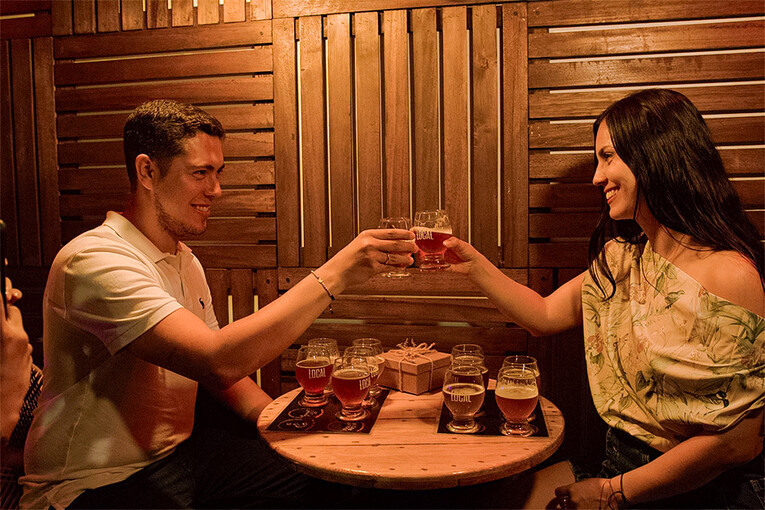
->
[[310, 270, 334, 313]]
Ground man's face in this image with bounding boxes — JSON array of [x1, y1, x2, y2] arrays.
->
[[154, 133, 224, 239]]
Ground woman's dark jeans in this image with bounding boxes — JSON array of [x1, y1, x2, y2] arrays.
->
[[594, 427, 763, 509]]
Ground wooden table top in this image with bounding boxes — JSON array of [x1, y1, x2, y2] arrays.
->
[[256, 387, 565, 490]]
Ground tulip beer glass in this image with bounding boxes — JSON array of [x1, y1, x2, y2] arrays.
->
[[378, 217, 412, 277], [344, 346, 380, 408], [442, 364, 485, 433], [332, 356, 372, 421], [308, 337, 341, 393], [413, 209, 452, 269], [352, 338, 385, 397], [295, 345, 332, 407], [495, 366, 538, 437], [451, 344, 489, 387]]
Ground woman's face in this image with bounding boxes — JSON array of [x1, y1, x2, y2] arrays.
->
[[593, 122, 640, 221]]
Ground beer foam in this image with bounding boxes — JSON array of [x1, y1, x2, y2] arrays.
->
[[411, 225, 452, 235], [495, 384, 538, 399]]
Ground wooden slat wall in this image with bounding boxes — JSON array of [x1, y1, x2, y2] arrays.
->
[[273, 6, 529, 267], [53, 21, 277, 269], [527, 1, 765, 268]]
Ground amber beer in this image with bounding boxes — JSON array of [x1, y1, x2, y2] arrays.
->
[[332, 368, 372, 407], [495, 384, 538, 421], [413, 227, 452, 256], [295, 359, 332, 395], [443, 383, 485, 418]]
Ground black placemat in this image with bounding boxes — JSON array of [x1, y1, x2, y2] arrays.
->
[[266, 390, 389, 434], [437, 390, 548, 436]]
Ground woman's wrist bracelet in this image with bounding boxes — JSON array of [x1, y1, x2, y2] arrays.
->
[[310, 270, 334, 313]]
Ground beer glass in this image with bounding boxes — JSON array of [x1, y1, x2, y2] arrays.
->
[[413, 209, 452, 269], [378, 217, 412, 278], [344, 346, 380, 408], [332, 356, 372, 421], [295, 345, 332, 407], [442, 365, 485, 433], [495, 366, 538, 437], [451, 344, 488, 387], [502, 355, 540, 421], [308, 337, 340, 393], [352, 337, 385, 397]]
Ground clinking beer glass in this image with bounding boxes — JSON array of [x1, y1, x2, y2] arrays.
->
[[413, 209, 452, 269]]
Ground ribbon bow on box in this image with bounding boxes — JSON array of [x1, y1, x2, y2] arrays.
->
[[387, 338, 438, 390]]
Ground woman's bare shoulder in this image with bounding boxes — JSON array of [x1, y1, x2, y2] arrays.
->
[[694, 251, 764, 316]]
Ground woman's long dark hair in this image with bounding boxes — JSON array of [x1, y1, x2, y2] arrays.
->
[[588, 88, 764, 297]]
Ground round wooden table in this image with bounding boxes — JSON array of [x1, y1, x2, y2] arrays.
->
[[257, 387, 565, 490]]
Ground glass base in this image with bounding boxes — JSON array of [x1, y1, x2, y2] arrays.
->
[[446, 419, 480, 434], [500, 421, 537, 437], [336, 406, 370, 422], [383, 269, 411, 278], [300, 393, 328, 407], [419, 259, 449, 270]]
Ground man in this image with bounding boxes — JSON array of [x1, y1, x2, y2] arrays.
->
[[20, 100, 415, 509]]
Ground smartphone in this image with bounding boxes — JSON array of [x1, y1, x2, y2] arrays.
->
[[1, 219, 6, 317]]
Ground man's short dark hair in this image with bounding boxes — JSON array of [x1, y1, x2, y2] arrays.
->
[[123, 100, 225, 191]]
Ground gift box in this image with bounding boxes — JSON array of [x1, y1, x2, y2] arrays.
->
[[377, 342, 451, 395]]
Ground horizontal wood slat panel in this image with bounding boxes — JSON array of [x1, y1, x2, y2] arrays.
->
[[188, 244, 277, 268], [530, 212, 598, 238], [294, 324, 528, 355], [529, 83, 765, 119], [530, 116, 765, 148], [529, 242, 588, 268], [58, 161, 274, 190], [55, 47, 272, 86], [530, 181, 762, 209], [54, 21, 272, 58], [530, 52, 765, 89], [56, 75, 273, 112], [0, 0, 50, 15], [58, 133, 273, 164], [317, 295, 508, 323], [278, 268, 529, 295], [530, 20, 765, 59], [530, 147, 765, 180], [528, 0, 765, 27], [57, 103, 274, 138], [61, 217, 276, 243], [273, 0, 503, 18], [60, 189, 275, 216], [0, 12, 52, 39]]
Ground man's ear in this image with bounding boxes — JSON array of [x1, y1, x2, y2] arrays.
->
[[135, 154, 156, 191]]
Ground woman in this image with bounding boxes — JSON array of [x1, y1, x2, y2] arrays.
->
[[445, 89, 764, 508]]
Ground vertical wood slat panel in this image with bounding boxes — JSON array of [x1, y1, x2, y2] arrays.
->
[[206, 269, 230, 327], [354, 11, 383, 231], [73, 0, 96, 34], [502, 3, 528, 267], [327, 13, 355, 255], [470, 4, 499, 265], [224, 0, 246, 23], [411, 8, 440, 212], [33, 37, 60, 265], [121, 0, 144, 30], [11, 39, 41, 266], [197, 0, 220, 25], [230, 268, 254, 320], [441, 6, 468, 241], [382, 9, 410, 218], [0, 41, 18, 265], [172, 0, 194, 27], [299, 16, 328, 266], [51, 0, 73, 35], [147, 0, 169, 28], [273, 17, 300, 267], [256, 269, 281, 397], [250, 0, 272, 21], [96, 0, 120, 32]]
